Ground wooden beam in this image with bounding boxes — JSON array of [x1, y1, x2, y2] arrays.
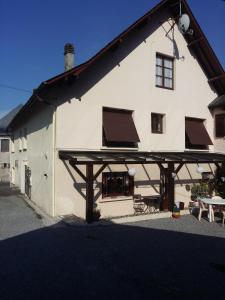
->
[[214, 162, 221, 170], [175, 163, 184, 174], [166, 162, 175, 211], [157, 162, 166, 173], [86, 163, 94, 223], [94, 164, 108, 180], [187, 37, 204, 48], [69, 161, 87, 182]]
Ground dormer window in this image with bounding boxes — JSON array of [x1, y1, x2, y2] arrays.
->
[[156, 53, 174, 90]]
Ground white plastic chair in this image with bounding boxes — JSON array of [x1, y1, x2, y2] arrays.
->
[[222, 210, 225, 226], [133, 194, 145, 215], [198, 200, 214, 222]]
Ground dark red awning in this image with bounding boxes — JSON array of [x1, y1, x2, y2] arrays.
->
[[185, 118, 213, 145], [103, 109, 140, 143]]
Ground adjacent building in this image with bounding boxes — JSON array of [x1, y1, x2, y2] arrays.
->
[[8, 0, 225, 221], [0, 105, 22, 182]]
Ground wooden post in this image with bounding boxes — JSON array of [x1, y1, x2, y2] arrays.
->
[[86, 163, 94, 223], [167, 162, 175, 211], [160, 168, 167, 211]]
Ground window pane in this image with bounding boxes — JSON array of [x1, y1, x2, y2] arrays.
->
[[152, 114, 163, 133], [156, 66, 163, 76], [164, 68, 173, 78], [164, 59, 173, 68], [1, 139, 9, 152], [165, 78, 173, 88], [156, 57, 162, 66], [156, 76, 163, 86]]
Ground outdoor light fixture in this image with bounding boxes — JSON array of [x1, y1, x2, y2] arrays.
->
[[172, 172, 177, 178], [128, 168, 136, 177], [196, 166, 205, 174], [221, 177, 225, 182], [93, 180, 98, 189]]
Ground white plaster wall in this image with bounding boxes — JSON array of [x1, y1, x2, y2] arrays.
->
[[54, 12, 218, 218], [56, 14, 216, 152], [10, 106, 54, 216]]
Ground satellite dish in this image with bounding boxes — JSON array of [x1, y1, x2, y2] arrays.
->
[[178, 14, 190, 34]]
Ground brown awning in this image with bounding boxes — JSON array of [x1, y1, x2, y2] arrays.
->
[[185, 118, 213, 145], [103, 108, 140, 143]]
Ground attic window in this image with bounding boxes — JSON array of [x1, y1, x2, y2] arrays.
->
[[156, 54, 174, 90]]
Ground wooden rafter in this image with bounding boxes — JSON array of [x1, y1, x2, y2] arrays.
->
[[69, 161, 87, 182], [94, 164, 108, 180], [187, 37, 204, 48], [208, 74, 225, 83], [175, 163, 184, 174]]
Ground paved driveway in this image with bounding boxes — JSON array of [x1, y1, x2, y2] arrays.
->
[[0, 183, 44, 240], [0, 183, 225, 299]]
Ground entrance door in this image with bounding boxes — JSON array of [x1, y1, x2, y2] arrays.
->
[[25, 165, 31, 198], [20, 161, 27, 194]]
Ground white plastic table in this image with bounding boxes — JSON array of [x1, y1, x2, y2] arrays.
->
[[199, 198, 225, 222]]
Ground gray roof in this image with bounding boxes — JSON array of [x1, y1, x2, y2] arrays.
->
[[0, 104, 23, 133], [208, 95, 225, 110]]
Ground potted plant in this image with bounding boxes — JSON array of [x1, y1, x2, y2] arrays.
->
[[93, 208, 101, 221]]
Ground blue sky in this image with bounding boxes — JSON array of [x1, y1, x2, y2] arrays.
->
[[0, 0, 224, 118]]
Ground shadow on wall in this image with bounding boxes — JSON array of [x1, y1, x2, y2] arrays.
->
[[0, 219, 225, 299]]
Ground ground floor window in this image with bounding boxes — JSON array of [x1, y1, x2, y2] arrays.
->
[[102, 172, 134, 198]]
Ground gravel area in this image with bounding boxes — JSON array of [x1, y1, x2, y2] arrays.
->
[[1, 183, 225, 299], [127, 214, 225, 238]]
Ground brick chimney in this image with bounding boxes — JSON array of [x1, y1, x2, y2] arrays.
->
[[64, 43, 74, 71]]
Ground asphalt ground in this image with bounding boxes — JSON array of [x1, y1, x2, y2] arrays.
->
[[0, 183, 225, 299]]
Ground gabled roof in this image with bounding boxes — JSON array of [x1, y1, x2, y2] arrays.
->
[[8, 0, 225, 129], [0, 104, 23, 133], [208, 95, 225, 110]]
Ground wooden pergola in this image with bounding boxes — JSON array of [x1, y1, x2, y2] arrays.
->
[[59, 151, 225, 223]]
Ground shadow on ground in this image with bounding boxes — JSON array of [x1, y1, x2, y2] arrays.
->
[[0, 219, 225, 300]]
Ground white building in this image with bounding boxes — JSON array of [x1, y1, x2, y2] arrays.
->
[[8, 0, 225, 222], [0, 105, 22, 182]]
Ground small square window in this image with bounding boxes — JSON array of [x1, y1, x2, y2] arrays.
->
[[155, 54, 174, 90], [151, 113, 164, 134]]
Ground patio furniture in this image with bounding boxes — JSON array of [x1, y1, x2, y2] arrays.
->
[[222, 211, 225, 227], [198, 199, 211, 221], [198, 197, 225, 223], [133, 194, 145, 214], [142, 195, 161, 213]]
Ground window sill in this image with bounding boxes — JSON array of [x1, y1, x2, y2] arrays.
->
[[155, 85, 174, 91], [99, 196, 133, 203], [152, 132, 163, 134], [185, 149, 209, 152], [101, 147, 139, 151]]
